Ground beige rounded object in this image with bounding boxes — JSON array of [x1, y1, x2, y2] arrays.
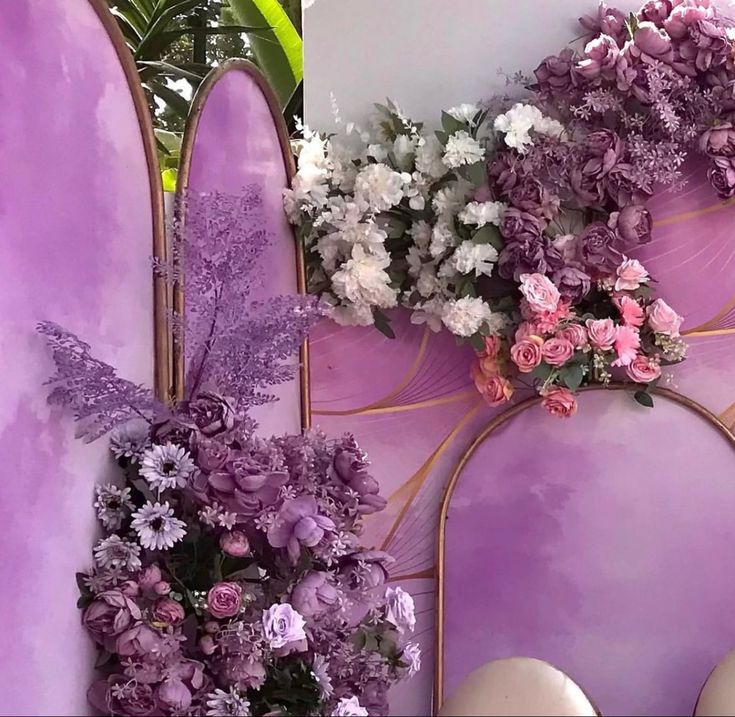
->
[[695, 650, 735, 716], [438, 657, 599, 717]]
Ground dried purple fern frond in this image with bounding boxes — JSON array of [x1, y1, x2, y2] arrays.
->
[[37, 321, 164, 442]]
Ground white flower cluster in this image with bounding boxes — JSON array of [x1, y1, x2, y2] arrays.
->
[[284, 101, 516, 341], [493, 102, 565, 153]]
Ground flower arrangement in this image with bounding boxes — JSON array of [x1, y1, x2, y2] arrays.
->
[[282, 0, 735, 415], [39, 190, 418, 716]]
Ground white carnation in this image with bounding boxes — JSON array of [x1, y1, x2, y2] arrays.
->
[[447, 103, 480, 125], [441, 296, 494, 337], [415, 136, 447, 179], [442, 131, 484, 168], [354, 163, 405, 212], [494, 102, 564, 153], [429, 223, 455, 258], [432, 182, 470, 219], [406, 246, 424, 277], [458, 201, 506, 228], [331, 245, 397, 309], [409, 220, 432, 252], [450, 241, 499, 277], [366, 144, 389, 162], [416, 264, 440, 297]]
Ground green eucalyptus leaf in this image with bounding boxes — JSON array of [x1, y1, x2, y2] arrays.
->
[[373, 310, 396, 339], [531, 363, 554, 381], [560, 364, 584, 391], [634, 390, 654, 408], [469, 333, 485, 351], [441, 111, 467, 135]]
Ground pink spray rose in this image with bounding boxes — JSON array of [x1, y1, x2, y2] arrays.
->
[[556, 324, 588, 348], [585, 318, 617, 350], [511, 336, 544, 373], [626, 354, 662, 383], [541, 337, 575, 367], [150, 598, 185, 626], [647, 298, 683, 336], [219, 530, 250, 557], [612, 325, 641, 367], [541, 388, 578, 418], [614, 295, 645, 328], [207, 582, 243, 618], [519, 273, 561, 313], [615, 257, 649, 291], [471, 365, 514, 406]]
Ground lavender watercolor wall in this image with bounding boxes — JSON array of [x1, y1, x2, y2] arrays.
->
[[0, 2, 158, 714]]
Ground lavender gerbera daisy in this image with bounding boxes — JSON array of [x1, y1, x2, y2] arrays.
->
[[140, 442, 196, 492], [93, 535, 142, 572], [311, 654, 334, 699], [131, 501, 186, 551], [205, 687, 251, 716], [93, 483, 134, 531]]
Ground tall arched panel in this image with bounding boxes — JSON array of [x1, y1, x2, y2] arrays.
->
[[438, 388, 735, 716], [0, 1, 166, 713], [177, 60, 308, 436]]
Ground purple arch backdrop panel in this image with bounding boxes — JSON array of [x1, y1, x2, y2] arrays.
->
[[0, 2, 156, 714], [181, 65, 302, 436], [309, 158, 735, 714], [443, 390, 735, 717]]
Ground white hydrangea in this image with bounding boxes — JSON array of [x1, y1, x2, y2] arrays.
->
[[440, 296, 495, 337], [411, 297, 446, 332], [447, 103, 480, 125], [458, 201, 506, 228], [354, 163, 405, 212], [415, 136, 447, 179], [442, 131, 485, 168], [494, 102, 565, 153], [450, 241, 499, 277], [331, 245, 398, 309], [429, 223, 455, 258]]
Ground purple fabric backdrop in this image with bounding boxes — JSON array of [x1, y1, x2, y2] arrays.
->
[[0, 2, 156, 714], [181, 64, 302, 436]]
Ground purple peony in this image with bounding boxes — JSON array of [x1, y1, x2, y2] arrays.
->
[[487, 152, 522, 197], [630, 22, 674, 64], [156, 680, 192, 713], [262, 603, 307, 653], [291, 571, 340, 617], [640, 0, 674, 26], [608, 205, 653, 251], [268, 496, 336, 563], [506, 176, 560, 220], [666, 4, 728, 73], [708, 156, 735, 198], [214, 653, 266, 690], [605, 163, 653, 207], [89, 676, 157, 717], [333, 445, 387, 515], [188, 392, 237, 436], [534, 48, 577, 96], [498, 236, 562, 282], [499, 207, 545, 241], [83, 590, 141, 645], [700, 123, 735, 157], [207, 582, 243, 618], [576, 34, 621, 81], [195, 436, 230, 472], [578, 221, 622, 275], [340, 550, 394, 591], [219, 530, 250, 557], [553, 266, 592, 303], [116, 624, 163, 657], [579, 3, 628, 46]]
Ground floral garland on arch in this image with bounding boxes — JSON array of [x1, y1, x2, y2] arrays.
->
[[284, 0, 735, 416], [39, 190, 419, 717]]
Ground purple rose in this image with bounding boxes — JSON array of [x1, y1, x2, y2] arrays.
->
[[576, 34, 621, 81], [507, 176, 560, 220], [700, 123, 735, 157], [608, 205, 653, 250], [188, 392, 237, 436], [384, 586, 416, 634], [88, 676, 156, 717], [708, 156, 735, 198], [579, 3, 628, 46], [156, 680, 192, 713], [605, 163, 653, 207], [630, 22, 674, 64], [207, 582, 243, 618], [116, 624, 163, 657], [83, 590, 141, 645], [578, 221, 622, 274], [553, 266, 592, 303], [488, 152, 522, 197], [267, 496, 336, 564], [498, 236, 562, 282], [585, 128, 625, 161], [534, 48, 577, 96], [150, 597, 185, 626], [262, 603, 307, 653], [640, 0, 674, 26], [333, 446, 387, 515], [291, 571, 340, 617], [499, 207, 545, 241]]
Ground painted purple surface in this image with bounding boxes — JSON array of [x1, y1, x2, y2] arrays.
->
[[0, 2, 155, 714], [184, 67, 301, 436], [443, 390, 735, 716]]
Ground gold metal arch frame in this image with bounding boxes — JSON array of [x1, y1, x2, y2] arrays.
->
[[433, 385, 735, 711], [175, 59, 311, 429], [88, 0, 170, 402]]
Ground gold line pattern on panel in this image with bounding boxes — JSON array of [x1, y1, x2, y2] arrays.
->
[[313, 327, 432, 416], [433, 385, 735, 711], [88, 0, 170, 402], [176, 59, 311, 429], [652, 196, 735, 228]]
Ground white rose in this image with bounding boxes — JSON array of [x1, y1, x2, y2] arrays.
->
[[332, 696, 368, 717], [384, 586, 416, 634]]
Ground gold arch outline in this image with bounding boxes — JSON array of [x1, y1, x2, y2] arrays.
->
[[433, 385, 735, 710], [176, 60, 311, 428], [88, 0, 169, 402]]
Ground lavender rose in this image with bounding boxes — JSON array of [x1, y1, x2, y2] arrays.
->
[[207, 582, 243, 618], [291, 571, 340, 617], [262, 603, 307, 652], [332, 696, 369, 717], [83, 590, 141, 644], [608, 205, 653, 251], [188, 392, 237, 436], [150, 598, 185, 626], [384, 586, 416, 634], [578, 221, 622, 274]]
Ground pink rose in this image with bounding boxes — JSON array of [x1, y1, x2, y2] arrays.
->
[[612, 325, 641, 367], [615, 257, 649, 291], [207, 582, 243, 619], [480, 335, 502, 360], [472, 365, 514, 406], [510, 336, 544, 373], [647, 298, 683, 336], [556, 324, 588, 348], [219, 530, 250, 557], [626, 354, 662, 383], [515, 321, 541, 342], [151, 598, 185, 626], [519, 273, 561, 314], [541, 388, 578, 418], [541, 337, 575, 367], [614, 295, 644, 327], [586, 318, 617, 350]]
